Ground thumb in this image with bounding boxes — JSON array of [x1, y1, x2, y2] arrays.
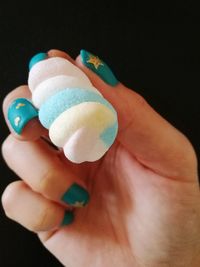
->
[[75, 49, 198, 182]]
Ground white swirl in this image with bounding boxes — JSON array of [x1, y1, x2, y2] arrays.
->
[[32, 75, 101, 108], [28, 57, 92, 91]]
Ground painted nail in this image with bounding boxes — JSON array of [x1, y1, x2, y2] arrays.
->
[[7, 98, 38, 134], [61, 183, 90, 208], [80, 49, 118, 86], [61, 211, 74, 226], [29, 52, 48, 70]]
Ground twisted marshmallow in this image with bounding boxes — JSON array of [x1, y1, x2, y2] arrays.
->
[[28, 55, 118, 163]]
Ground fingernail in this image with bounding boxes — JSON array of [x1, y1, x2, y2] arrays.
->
[[29, 52, 48, 70], [80, 49, 118, 86], [61, 183, 90, 208], [7, 98, 38, 134], [61, 211, 74, 226]]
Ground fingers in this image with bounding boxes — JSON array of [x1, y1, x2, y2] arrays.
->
[[75, 50, 197, 181], [2, 135, 90, 208], [2, 50, 73, 141], [3, 48, 197, 181], [3, 85, 48, 141], [1, 181, 73, 232]]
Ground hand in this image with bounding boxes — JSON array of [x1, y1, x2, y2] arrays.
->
[[2, 50, 200, 267]]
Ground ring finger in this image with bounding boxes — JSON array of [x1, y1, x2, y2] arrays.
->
[[2, 135, 90, 209], [2, 181, 74, 232]]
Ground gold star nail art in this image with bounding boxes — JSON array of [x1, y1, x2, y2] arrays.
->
[[87, 55, 104, 69], [16, 103, 26, 109], [14, 116, 21, 126], [72, 201, 85, 208]]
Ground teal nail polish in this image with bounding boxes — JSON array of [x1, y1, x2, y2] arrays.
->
[[61, 183, 90, 208], [29, 52, 48, 70], [61, 211, 74, 226], [7, 98, 38, 134], [80, 49, 118, 86]]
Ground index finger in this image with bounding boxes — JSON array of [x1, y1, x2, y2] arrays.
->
[[2, 49, 74, 141], [75, 50, 198, 181], [3, 85, 48, 141]]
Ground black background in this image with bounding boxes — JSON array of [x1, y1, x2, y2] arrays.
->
[[0, 1, 199, 266]]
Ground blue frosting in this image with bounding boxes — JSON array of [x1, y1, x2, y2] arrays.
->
[[100, 122, 118, 147], [29, 52, 48, 70], [39, 88, 117, 129]]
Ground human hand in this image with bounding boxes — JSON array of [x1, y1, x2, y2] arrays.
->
[[2, 50, 200, 267]]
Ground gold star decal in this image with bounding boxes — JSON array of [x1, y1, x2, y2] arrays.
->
[[87, 55, 104, 69], [72, 201, 85, 208], [14, 116, 21, 126], [16, 103, 25, 109]]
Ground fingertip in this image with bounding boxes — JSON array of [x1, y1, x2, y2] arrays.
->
[[2, 85, 30, 113], [75, 54, 110, 94], [3, 86, 47, 141], [1, 181, 25, 216], [60, 210, 74, 226], [29, 52, 48, 70], [47, 49, 74, 63], [1, 134, 15, 159], [76, 49, 119, 87]]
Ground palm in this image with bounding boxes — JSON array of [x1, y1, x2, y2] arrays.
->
[[39, 141, 200, 267]]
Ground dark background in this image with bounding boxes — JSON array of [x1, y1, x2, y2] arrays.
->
[[0, 2, 199, 266]]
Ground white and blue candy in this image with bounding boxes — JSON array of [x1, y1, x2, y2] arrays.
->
[[28, 53, 118, 163]]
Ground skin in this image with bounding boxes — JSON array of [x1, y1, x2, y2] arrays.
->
[[1, 50, 200, 267]]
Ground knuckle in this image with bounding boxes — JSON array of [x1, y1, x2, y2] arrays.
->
[[31, 205, 59, 232], [1, 135, 16, 158], [31, 207, 50, 232], [36, 167, 59, 196], [133, 92, 147, 107], [126, 91, 148, 118], [182, 135, 198, 167], [3, 91, 14, 111], [125, 90, 148, 110], [1, 181, 24, 217]]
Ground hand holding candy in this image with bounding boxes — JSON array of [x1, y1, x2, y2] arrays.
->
[[2, 49, 199, 267]]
